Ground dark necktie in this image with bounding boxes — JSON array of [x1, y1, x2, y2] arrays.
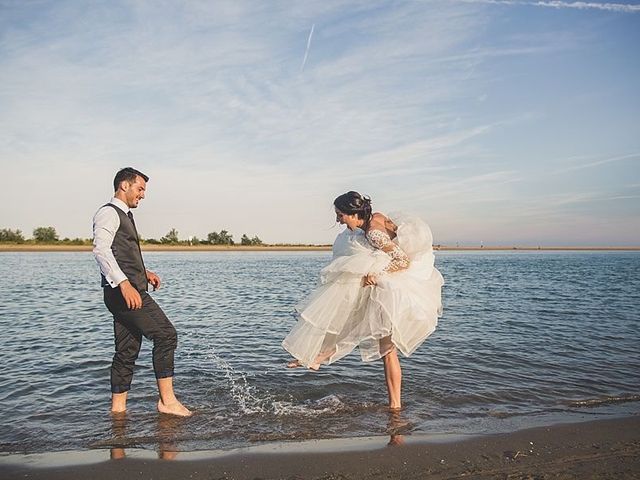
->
[[127, 211, 144, 266], [127, 211, 140, 240]]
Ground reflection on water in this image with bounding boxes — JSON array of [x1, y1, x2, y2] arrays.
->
[[108, 412, 180, 460], [387, 434, 405, 447], [0, 251, 639, 454], [386, 410, 411, 446]]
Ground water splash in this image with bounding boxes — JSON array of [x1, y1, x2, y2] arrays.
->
[[201, 349, 367, 417], [207, 351, 275, 414]]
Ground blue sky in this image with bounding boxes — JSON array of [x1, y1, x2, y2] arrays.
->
[[1, 0, 638, 245]]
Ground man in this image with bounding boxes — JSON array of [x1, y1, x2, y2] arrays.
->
[[93, 167, 191, 417]]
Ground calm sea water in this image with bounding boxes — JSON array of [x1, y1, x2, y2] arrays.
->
[[0, 250, 638, 454]]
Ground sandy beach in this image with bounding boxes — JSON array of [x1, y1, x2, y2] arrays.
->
[[1, 416, 638, 479]]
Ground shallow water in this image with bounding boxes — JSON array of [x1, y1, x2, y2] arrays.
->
[[0, 250, 638, 453]]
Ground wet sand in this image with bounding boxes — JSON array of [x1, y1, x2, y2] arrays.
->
[[2, 415, 638, 479]]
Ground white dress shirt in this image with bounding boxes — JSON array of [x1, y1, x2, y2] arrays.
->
[[92, 197, 132, 288]]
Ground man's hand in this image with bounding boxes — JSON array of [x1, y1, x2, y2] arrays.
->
[[146, 270, 161, 291], [362, 274, 378, 287], [119, 280, 143, 309]]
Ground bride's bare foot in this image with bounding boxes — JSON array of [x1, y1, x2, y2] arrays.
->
[[287, 359, 302, 368], [157, 399, 192, 417], [287, 359, 321, 371]]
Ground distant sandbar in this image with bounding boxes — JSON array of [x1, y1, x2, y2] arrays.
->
[[1, 244, 638, 252]]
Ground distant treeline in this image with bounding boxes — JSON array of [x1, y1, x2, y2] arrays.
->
[[0, 227, 264, 246], [151, 228, 263, 246]]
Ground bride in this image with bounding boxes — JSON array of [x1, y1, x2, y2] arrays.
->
[[283, 191, 443, 410]]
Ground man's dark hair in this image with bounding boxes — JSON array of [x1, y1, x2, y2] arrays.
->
[[113, 167, 149, 192]]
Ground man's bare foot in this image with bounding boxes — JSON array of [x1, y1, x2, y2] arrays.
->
[[389, 405, 402, 412], [157, 399, 192, 417]]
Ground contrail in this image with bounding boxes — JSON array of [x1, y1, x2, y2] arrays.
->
[[301, 23, 315, 72], [460, 0, 640, 13]]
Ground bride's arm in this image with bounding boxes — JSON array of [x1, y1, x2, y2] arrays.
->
[[367, 229, 410, 274]]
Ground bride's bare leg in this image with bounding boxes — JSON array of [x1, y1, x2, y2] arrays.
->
[[310, 348, 337, 370], [383, 347, 402, 410]]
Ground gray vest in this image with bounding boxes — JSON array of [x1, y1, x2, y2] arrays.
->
[[101, 203, 148, 292]]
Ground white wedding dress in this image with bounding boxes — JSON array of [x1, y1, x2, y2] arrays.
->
[[282, 212, 444, 367]]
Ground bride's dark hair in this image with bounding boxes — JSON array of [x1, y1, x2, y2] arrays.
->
[[334, 191, 372, 229]]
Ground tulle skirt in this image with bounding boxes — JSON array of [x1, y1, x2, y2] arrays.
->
[[282, 212, 444, 367]]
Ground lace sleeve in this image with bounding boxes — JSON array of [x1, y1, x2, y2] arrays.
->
[[366, 229, 410, 274]]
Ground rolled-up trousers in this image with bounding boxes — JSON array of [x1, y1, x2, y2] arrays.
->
[[104, 287, 177, 393]]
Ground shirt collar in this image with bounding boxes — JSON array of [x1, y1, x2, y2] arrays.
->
[[109, 197, 130, 213]]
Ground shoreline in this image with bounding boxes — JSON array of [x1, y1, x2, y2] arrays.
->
[[1, 244, 639, 252], [1, 415, 638, 479]]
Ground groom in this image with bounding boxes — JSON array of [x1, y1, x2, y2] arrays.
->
[[92, 167, 191, 417]]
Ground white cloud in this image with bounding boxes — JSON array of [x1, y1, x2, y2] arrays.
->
[[554, 153, 640, 174], [459, 0, 640, 13], [535, 1, 640, 12]]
